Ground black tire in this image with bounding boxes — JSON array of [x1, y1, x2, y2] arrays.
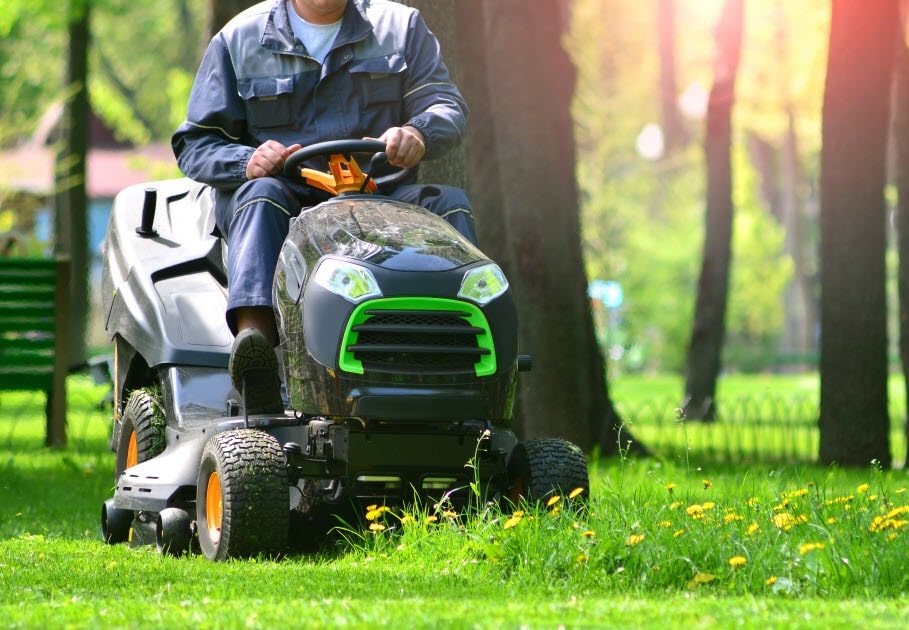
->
[[115, 390, 166, 479], [506, 438, 590, 505], [196, 429, 289, 561]]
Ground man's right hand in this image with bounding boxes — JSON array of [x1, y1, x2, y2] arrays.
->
[[246, 140, 302, 180]]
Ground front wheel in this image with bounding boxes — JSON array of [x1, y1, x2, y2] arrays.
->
[[115, 389, 166, 479], [196, 429, 289, 561], [507, 438, 589, 506]]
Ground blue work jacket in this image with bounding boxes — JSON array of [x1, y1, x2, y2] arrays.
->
[[171, 0, 468, 190]]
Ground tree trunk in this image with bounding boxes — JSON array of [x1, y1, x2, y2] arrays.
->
[[397, 1, 467, 190], [658, 0, 686, 155], [681, 0, 744, 421], [894, 0, 909, 466], [819, 0, 896, 467], [54, 0, 90, 370], [206, 0, 259, 40], [453, 0, 626, 454]]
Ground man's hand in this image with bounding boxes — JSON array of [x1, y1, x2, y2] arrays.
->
[[246, 140, 302, 180], [373, 126, 426, 169]]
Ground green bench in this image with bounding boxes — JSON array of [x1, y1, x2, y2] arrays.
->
[[0, 257, 71, 446]]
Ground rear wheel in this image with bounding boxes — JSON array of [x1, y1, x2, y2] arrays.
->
[[196, 429, 289, 561], [115, 390, 165, 479], [507, 438, 589, 505]]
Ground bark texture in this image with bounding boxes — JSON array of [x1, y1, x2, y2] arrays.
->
[[819, 0, 896, 467]]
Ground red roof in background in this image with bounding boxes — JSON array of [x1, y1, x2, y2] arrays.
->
[[0, 143, 178, 199]]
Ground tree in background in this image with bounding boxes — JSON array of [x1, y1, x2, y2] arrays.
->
[[54, 0, 91, 369], [658, 0, 687, 156], [206, 0, 260, 40], [894, 0, 909, 461], [450, 0, 626, 453], [681, 0, 744, 421], [819, 0, 896, 467]]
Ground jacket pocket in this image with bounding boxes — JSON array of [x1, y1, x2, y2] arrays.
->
[[350, 53, 407, 106], [238, 76, 294, 129]]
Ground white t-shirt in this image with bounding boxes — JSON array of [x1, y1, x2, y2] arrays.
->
[[286, 1, 342, 65]]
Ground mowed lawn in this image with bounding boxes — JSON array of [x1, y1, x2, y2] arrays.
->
[[2, 380, 909, 628]]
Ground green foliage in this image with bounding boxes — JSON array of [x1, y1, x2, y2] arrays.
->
[[569, 0, 821, 373], [0, 0, 203, 146]]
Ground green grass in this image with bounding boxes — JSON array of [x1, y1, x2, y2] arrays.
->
[[2, 379, 909, 627]]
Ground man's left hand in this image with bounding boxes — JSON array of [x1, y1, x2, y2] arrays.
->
[[372, 126, 426, 169]]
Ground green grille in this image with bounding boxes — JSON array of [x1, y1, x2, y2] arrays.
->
[[339, 297, 496, 377]]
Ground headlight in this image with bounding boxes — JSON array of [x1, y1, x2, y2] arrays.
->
[[313, 259, 382, 303], [457, 263, 508, 305]]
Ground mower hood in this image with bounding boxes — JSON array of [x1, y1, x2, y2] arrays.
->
[[292, 197, 485, 271]]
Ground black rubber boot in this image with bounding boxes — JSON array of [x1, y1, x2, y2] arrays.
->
[[228, 328, 284, 415]]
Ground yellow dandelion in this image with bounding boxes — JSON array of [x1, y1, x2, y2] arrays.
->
[[442, 510, 457, 519], [658, 520, 672, 528], [669, 501, 682, 510], [857, 483, 870, 494], [728, 556, 747, 568], [703, 480, 712, 490], [399, 514, 415, 525], [513, 510, 525, 518], [702, 501, 716, 510], [665, 482, 678, 493], [365, 509, 384, 521], [765, 576, 778, 586], [686, 504, 705, 519], [869, 494, 879, 501], [772, 513, 796, 530], [827, 517, 837, 525], [569, 487, 585, 499], [799, 542, 825, 555], [550, 506, 561, 517], [547, 495, 562, 508], [673, 529, 686, 538], [582, 530, 596, 538], [747, 522, 760, 535], [425, 515, 439, 524], [724, 513, 743, 524], [888, 532, 899, 542], [747, 497, 760, 507], [626, 534, 645, 546], [366, 504, 378, 512], [369, 522, 386, 532], [576, 553, 588, 564], [692, 572, 716, 584], [503, 515, 522, 529]]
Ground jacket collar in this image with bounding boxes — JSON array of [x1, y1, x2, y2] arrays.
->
[[261, 0, 372, 56]]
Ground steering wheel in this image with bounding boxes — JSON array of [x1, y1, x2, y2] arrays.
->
[[282, 139, 412, 192]]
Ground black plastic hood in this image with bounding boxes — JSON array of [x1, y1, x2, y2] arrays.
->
[[290, 196, 486, 272]]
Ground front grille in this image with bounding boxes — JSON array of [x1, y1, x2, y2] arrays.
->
[[347, 308, 490, 375]]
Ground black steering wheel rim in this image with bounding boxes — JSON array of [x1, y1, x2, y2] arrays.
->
[[282, 139, 412, 192]]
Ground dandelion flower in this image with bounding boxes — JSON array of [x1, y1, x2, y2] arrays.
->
[[503, 514, 522, 529], [686, 504, 705, 519], [576, 554, 588, 564], [747, 523, 759, 535], [765, 576, 778, 586], [857, 483, 870, 494], [425, 515, 439, 524], [728, 556, 747, 568], [442, 510, 457, 519], [703, 480, 712, 490], [673, 529, 686, 538], [799, 542, 825, 555], [626, 534, 645, 546], [366, 504, 378, 512], [582, 530, 596, 538], [369, 523, 386, 532], [747, 497, 760, 507], [827, 517, 837, 525], [772, 513, 796, 530], [569, 487, 585, 499], [547, 495, 562, 508], [702, 501, 716, 510], [724, 513, 743, 524], [399, 514, 415, 525], [669, 501, 682, 510], [658, 520, 672, 528], [665, 483, 678, 494]]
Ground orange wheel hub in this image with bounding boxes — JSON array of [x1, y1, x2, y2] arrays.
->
[[206, 471, 223, 544], [126, 431, 138, 468]]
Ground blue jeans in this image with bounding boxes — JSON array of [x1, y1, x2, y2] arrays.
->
[[214, 177, 478, 333]]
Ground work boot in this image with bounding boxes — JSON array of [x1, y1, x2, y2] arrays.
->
[[228, 328, 284, 415]]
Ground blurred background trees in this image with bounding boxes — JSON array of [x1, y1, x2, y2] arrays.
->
[[2, 0, 907, 463]]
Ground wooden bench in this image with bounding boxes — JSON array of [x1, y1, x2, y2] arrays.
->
[[0, 256, 71, 446]]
